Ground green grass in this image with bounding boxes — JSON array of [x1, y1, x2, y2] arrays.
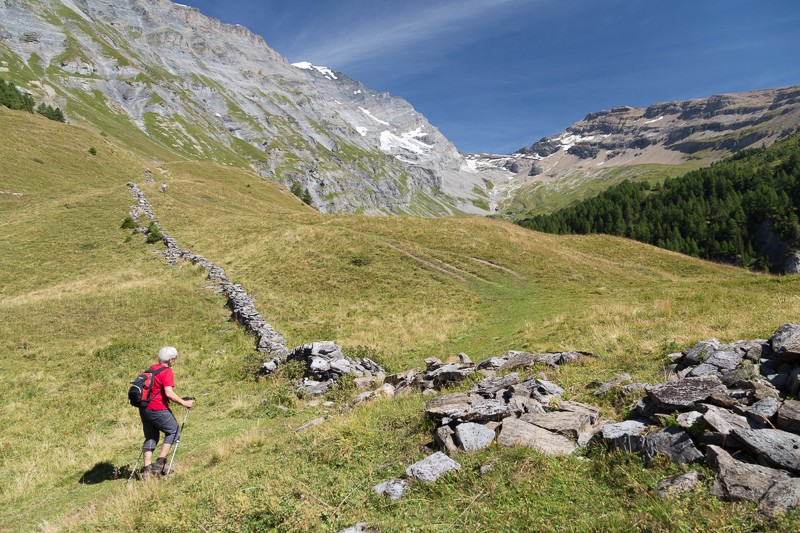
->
[[506, 161, 708, 216], [3, 105, 800, 530]]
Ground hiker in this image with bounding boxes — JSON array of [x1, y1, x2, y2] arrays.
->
[[161, 182, 167, 193], [139, 346, 194, 477]]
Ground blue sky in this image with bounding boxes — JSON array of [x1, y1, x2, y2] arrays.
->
[[178, 0, 800, 154]]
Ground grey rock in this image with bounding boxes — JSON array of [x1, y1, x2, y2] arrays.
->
[[594, 374, 634, 396], [425, 393, 472, 421], [479, 463, 496, 475], [528, 378, 565, 397], [477, 357, 507, 370], [732, 428, 800, 474], [405, 452, 461, 482], [463, 398, 510, 423], [683, 339, 721, 365], [454, 422, 496, 452], [667, 352, 684, 363], [577, 432, 594, 447], [508, 395, 545, 416], [435, 425, 459, 453], [497, 418, 577, 456], [707, 445, 791, 503], [688, 363, 720, 378], [553, 401, 602, 424], [770, 324, 800, 363], [470, 373, 519, 398], [698, 431, 743, 451], [620, 383, 648, 396], [521, 411, 591, 440], [504, 351, 545, 370], [642, 427, 704, 466], [598, 420, 649, 453], [788, 366, 800, 396], [457, 352, 473, 365], [648, 375, 726, 411], [706, 350, 744, 370], [676, 411, 704, 430], [633, 396, 660, 419], [656, 470, 704, 499], [425, 357, 443, 371], [372, 479, 409, 501], [759, 478, 800, 517], [777, 400, 800, 434], [746, 397, 781, 426], [702, 405, 753, 435], [337, 523, 372, 533], [767, 373, 789, 390], [294, 416, 328, 433]]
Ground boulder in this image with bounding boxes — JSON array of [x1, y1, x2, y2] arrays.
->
[[642, 427, 703, 466], [770, 324, 800, 363], [454, 423, 496, 452], [477, 357, 507, 370], [676, 411, 704, 430], [425, 393, 472, 421], [435, 426, 459, 453], [682, 339, 721, 365], [405, 452, 461, 482], [745, 396, 781, 426], [598, 420, 648, 453], [705, 350, 744, 370], [521, 411, 591, 440], [550, 400, 601, 424], [706, 445, 791, 503], [759, 478, 800, 517], [788, 367, 800, 396], [701, 405, 753, 435], [776, 400, 800, 434], [648, 376, 726, 411], [656, 470, 704, 499], [504, 351, 545, 370], [372, 479, 409, 501], [470, 373, 519, 398], [463, 398, 511, 423], [731, 428, 800, 474], [497, 418, 577, 456]]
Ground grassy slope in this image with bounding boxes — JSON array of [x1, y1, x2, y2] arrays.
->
[[2, 105, 800, 531]]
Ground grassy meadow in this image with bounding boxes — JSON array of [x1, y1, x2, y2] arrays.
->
[[2, 104, 800, 531]]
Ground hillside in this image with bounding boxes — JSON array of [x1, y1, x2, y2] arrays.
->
[[474, 86, 800, 216], [0, 0, 508, 216], [4, 105, 800, 530], [518, 134, 800, 273]]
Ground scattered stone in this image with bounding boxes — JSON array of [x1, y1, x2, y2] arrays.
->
[[776, 400, 800, 434], [731, 428, 800, 474], [701, 405, 753, 435], [549, 400, 601, 424], [337, 523, 372, 533], [521, 411, 591, 440], [497, 418, 577, 456], [682, 339, 721, 365], [676, 411, 704, 430], [425, 393, 472, 421], [770, 324, 800, 363], [373, 383, 396, 399], [642, 427, 704, 466], [372, 479, 409, 501], [454, 422, 496, 452], [479, 463, 496, 475], [594, 374, 634, 396], [707, 445, 791, 504], [759, 478, 800, 517], [745, 396, 781, 425], [457, 352, 473, 365], [598, 420, 648, 453], [656, 470, 704, 499], [477, 357, 507, 370], [405, 452, 461, 482], [648, 376, 726, 411], [295, 416, 328, 433], [435, 426, 459, 453], [470, 373, 519, 398]]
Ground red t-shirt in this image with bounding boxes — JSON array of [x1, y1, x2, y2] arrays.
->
[[145, 363, 175, 411]]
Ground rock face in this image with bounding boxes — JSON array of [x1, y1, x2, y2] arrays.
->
[[1, 0, 509, 216], [478, 86, 800, 215]]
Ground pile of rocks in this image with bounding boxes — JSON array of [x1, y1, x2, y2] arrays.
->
[[606, 324, 800, 516], [269, 342, 387, 396], [372, 452, 462, 501], [126, 182, 289, 358], [424, 371, 602, 456]]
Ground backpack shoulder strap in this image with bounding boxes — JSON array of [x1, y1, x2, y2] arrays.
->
[[145, 366, 170, 399]]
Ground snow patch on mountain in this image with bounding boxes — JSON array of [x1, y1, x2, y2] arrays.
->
[[380, 128, 432, 156], [359, 107, 390, 126], [559, 134, 594, 151], [291, 61, 338, 80]]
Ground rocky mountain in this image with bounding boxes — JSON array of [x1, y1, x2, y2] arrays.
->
[[474, 86, 800, 216], [0, 0, 508, 215]]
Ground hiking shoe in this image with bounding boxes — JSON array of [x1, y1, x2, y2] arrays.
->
[[141, 464, 158, 479], [153, 457, 167, 475]]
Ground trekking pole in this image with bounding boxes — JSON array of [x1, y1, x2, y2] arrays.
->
[[165, 397, 194, 477], [127, 448, 143, 484]]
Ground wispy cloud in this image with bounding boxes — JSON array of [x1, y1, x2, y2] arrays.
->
[[285, 0, 531, 73]]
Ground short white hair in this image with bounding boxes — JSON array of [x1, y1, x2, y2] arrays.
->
[[158, 346, 178, 363]]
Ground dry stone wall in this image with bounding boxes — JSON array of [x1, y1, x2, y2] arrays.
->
[[126, 182, 289, 358]]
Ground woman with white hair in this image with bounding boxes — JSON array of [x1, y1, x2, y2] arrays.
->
[[139, 346, 195, 477]]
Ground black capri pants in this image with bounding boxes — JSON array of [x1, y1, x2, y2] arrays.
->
[[139, 408, 180, 449]]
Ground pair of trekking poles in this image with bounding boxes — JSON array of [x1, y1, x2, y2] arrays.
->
[[127, 397, 194, 483]]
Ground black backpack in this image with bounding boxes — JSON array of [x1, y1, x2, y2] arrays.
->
[[129, 366, 168, 408]]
